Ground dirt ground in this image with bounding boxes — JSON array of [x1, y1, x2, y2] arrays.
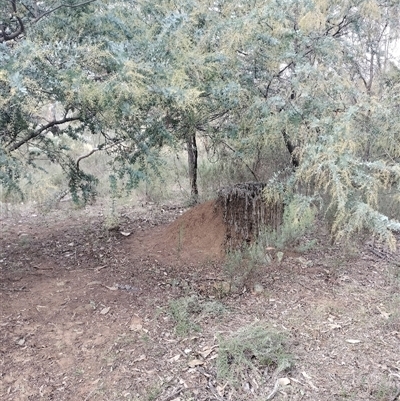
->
[[1, 200, 400, 401]]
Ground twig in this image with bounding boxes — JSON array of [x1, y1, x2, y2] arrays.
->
[[76, 148, 99, 170], [160, 386, 183, 401], [159, 386, 199, 401], [266, 379, 281, 400], [0, 286, 29, 292]]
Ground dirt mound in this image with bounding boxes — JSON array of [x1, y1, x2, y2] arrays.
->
[[127, 200, 226, 264]]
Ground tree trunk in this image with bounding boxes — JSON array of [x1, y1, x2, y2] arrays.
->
[[282, 129, 299, 168], [217, 183, 283, 250], [187, 130, 198, 204]]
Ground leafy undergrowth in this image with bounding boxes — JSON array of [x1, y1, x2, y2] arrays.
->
[[1, 202, 400, 401]]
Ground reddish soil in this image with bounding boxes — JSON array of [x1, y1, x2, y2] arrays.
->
[[127, 200, 226, 265], [1, 200, 400, 401]]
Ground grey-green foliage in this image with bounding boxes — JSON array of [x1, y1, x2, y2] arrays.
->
[[223, 241, 272, 293], [263, 192, 317, 250], [217, 323, 293, 384], [1, 0, 172, 202], [2, 0, 400, 246], [169, 295, 226, 336], [169, 295, 202, 336]]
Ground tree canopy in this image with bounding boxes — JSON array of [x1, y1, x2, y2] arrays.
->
[[2, 0, 400, 244]]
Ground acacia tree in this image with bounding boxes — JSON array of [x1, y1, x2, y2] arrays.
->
[[0, 0, 174, 201], [2, 0, 400, 244], [194, 0, 400, 245], [0, 0, 97, 43]]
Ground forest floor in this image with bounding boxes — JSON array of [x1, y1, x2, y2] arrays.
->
[[1, 200, 400, 401]]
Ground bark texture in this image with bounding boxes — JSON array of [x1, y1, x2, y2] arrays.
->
[[217, 182, 283, 250]]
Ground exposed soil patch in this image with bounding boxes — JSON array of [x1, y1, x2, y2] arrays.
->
[[1, 200, 400, 401], [126, 200, 226, 265]]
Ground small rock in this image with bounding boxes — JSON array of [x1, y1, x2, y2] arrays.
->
[[253, 283, 264, 294], [129, 316, 143, 331], [16, 338, 25, 346]]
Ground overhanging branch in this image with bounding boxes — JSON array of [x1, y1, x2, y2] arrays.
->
[[8, 116, 81, 151], [0, 0, 97, 42], [0, 16, 24, 43], [33, 0, 98, 24]]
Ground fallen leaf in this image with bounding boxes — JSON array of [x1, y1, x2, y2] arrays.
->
[[278, 378, 291, 386], [100, 307, 110, 315], [86, 281, 102, 286], [129, 316, 143, 331], [253, 283, 264, 293], [105, 285, 118, 291], [307, 380, 319, 391], [188, 359, 204, 368], [297, 256, 313, 267], [168, 354, 181, 363], [217, 384, 226, 396], [133, 355, 146, 363], [199, 348, 213, 359], [377, 306, 391, 319], [346, 339, 361, 344]]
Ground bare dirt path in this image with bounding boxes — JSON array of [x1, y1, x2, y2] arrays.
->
[[1, 202, 400, 400]]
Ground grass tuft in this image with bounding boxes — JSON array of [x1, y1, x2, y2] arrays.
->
[[168, 295, 226, 336], [216, 323, 293, 384]]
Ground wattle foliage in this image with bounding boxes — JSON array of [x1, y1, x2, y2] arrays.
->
[[1, 0, 400, 244]]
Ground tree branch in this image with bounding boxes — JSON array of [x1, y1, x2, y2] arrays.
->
[[0, 0, 97, 42], [282, 129, 299, 168], [33, 0, 98, 24], [0, 16, 24, 43], [220, 140, 259, 181], [76, 148, 99, 170], [7, 116, 81, 152]]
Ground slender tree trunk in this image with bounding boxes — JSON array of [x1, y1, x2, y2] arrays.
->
[[187, 130, 198, 204], [282, 129, 299, 168]]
